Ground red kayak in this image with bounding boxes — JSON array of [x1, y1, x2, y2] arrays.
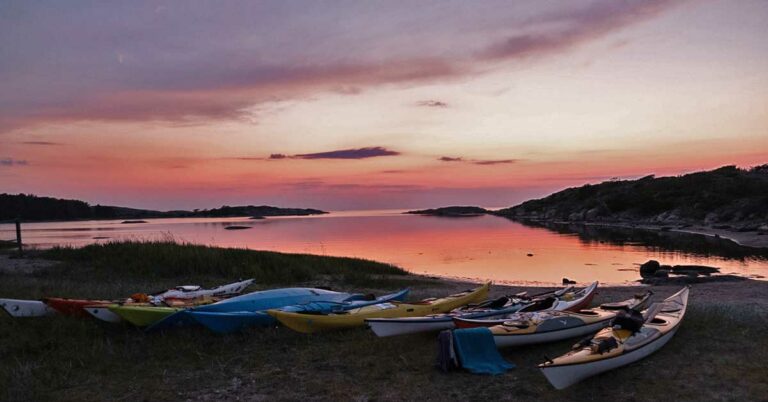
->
[[43, 298, 111, 318]]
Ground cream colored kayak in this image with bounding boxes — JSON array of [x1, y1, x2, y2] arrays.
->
[[268, 283, 491, 334], [489, 291, 652, 348], [539, 287, 690, 389]]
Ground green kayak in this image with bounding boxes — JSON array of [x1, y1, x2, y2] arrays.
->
[[108, 305, 180, 327]]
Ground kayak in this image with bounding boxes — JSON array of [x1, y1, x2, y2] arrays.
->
[[152, 278, 254, 299], [187, 288, 410, 334], [453, 281, 599, 329], [83, 306, 123, 323], [146, 287, 373, 332], [489, 291, 652, 348], [109, 296, 224, 327], [539, 287, 690, 389], [365, 286, 574, 337], [44, 297, 112, 318], [269, 282, 491, 334], [0, 298, 56, 318], [3, 279, 254, 321], [109, 305, 181, 327]]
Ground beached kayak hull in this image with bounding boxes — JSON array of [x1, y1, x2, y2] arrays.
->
[[184, 288, 410, 334], [270, 283, 490, 334], [44, 298, 111, 318], [0, 298, 56, 317], [146, 288, 362, 332], [85, 306, 123, 323], [541, 326, 679, 390], [366, 303, 525, 337], [157, 279, 254, 299], [189, 311, 274, 333], [494, 319, 610, 348], [454, 282, 599, 329], [539, 287, 689, 389], [109, 305, 180, 327]]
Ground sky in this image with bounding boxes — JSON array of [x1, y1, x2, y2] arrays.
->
[[1, 0, 766, 211]]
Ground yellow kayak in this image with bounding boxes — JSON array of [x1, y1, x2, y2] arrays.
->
[[268, 282, 490, 333]]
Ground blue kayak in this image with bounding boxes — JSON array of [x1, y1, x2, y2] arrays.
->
[[146, 287, 358, 332], [146, 287, 409, 333], [189, 288, 409, 334]]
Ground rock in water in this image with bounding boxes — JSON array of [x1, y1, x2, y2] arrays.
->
[[639, 260, 661, 278], [224, 225, 252, 230]]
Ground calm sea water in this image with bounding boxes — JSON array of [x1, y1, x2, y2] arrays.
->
[[2, 210, 766, 285]]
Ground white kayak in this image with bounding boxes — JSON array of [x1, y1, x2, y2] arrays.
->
[[84, 306, 123, 323], [154, 278, 254, 299], [539, 286, 690, 389], [490, 291, 652, 348], [365, 284, 580, 337], [0, 298, 56, 318]]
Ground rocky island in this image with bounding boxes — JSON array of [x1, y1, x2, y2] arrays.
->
[[406, 206, 489, 217]]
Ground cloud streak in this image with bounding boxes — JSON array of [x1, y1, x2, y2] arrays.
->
[[438, 156, 519, 166], [0, 0, 683, 132], [0, 157, 29, 166], [417, 100, 448, 108], [293, 147, 400, 160]]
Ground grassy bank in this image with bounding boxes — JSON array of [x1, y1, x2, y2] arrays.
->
[[1, 241, 766, 401], [0, 241, 416, 301]]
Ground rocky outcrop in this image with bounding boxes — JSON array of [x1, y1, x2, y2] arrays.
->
[[494, 165, 768, 229]]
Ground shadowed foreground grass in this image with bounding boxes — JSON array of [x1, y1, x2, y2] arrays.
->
[[1, 241, 766, 401]]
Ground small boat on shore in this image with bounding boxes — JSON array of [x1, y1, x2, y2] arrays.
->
[[268, 283, 491, 334], [489, 291, 652, 348], [145, 287, 394, 332], [0, 279, 254, 320], [539, 287, 690, 389], [184, 288, 410, 334], [452, 281, 599, 329], [108, 295, 227, 326], [365, 284, 583, 337]]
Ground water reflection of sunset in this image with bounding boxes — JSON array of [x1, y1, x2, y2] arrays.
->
[[3, 212, 765, 285]]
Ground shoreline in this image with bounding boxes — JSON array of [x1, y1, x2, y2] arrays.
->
[[506, 217, 768, 249]]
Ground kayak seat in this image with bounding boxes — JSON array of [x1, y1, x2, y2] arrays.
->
[[485, 297, 511, 310], [599, 301, 633, 310], [519, 296, 556, 312], [611, 310, 644, 333]]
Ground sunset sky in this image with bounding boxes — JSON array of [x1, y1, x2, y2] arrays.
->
[[1, 0, 766, 210]]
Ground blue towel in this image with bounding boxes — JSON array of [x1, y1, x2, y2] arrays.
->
[[452, 328, 516, 375]]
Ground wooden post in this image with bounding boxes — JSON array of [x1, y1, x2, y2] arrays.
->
[[15, 219, 22, 255]]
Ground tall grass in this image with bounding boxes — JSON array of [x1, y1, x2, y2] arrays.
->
[[42, 240, 407, 284]]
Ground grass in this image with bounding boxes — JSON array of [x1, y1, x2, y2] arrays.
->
[[1, 241, 766, 401], [0, 240, 17, 250]]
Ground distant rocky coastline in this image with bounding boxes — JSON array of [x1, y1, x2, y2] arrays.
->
[[405, 206, 489, 217], [495, 165, 768, 231], [0, 193, 327, 222]]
